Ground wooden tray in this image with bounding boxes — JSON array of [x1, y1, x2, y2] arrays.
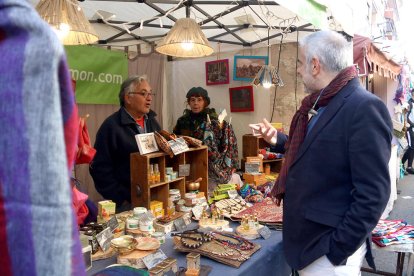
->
[[173, 237, 260, 268], [92, 247, 117, 261]]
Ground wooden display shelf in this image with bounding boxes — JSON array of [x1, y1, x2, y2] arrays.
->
[[130, 146, 208, 211], [242, 134, 283, 173]]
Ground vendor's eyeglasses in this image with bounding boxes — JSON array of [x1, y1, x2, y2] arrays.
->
[[129, 91, 155, 98]]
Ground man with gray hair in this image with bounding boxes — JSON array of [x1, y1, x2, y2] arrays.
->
[[90, 75, 161, 212], [252, 30, 392, 275]]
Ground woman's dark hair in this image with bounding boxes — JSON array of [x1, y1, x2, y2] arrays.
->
[[186, 87, 210, 105]]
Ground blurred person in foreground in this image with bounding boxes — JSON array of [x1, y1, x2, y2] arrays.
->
[[90, 75, 161, 212], [0, 0, 84, 275], [251, 30, 392, 275]]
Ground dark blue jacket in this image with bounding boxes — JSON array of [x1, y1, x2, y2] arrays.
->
[[278, 78, 392, 270], [90, 107, 161, 206]]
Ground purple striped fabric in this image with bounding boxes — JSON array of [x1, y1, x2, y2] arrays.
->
[[0, 1, 84, 275]]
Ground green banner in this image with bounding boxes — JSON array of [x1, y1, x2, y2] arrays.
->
[[65, 45, 128, 104], [276, 0, 327, 30]]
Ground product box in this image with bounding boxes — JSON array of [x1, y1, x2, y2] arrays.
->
[[150, 200, 164, 218], [243, 173, 267, 186], [98, 200, 116, 217], [153, 220, 174, 234], [246, 156, 263, 172]]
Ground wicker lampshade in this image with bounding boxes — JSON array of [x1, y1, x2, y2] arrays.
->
[[251, 65, 284, 89], [36, 0, 98, 45], [156, 18, 214, 58]]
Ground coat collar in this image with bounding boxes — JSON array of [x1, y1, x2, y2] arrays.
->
[[119, 107, 157, 125], [291, 78, 360, 165]]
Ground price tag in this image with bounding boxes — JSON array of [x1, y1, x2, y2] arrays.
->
[[192, 205, 204, 220], [142, 249, 167, 269], [258, 226, 272, 240], [178, 164, 190, 177], [168, 137, 189, 155], [107, 216, 119, 232], [173, 217, 187, 232], [227, 189, 238, 199], [95, 227, 113, 251], [245, 162, 260, 173]]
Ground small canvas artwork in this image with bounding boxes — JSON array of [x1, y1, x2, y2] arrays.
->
[[229, 85, 254, 112], [205, 59, 230, 85], [135, 133, 159, 155], [233, 56, 268, 81]]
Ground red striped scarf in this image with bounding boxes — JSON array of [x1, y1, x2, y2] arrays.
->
[[271, 66, 358, 204]]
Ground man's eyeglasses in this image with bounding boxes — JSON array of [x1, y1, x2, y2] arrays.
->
[[129, 91, 156, 98]]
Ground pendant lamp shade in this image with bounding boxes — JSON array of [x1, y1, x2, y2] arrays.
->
[[252, 65, 284, 88], [36, 0, 98, 45], [156, 18, 214, 58]]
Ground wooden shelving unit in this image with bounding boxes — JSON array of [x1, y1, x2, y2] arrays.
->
[[241, 134, 283, 173], [130, 146, 208, 211]]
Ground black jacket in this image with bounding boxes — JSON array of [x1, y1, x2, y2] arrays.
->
[[279, 78, 392, 270], [90, 107, 161, 205]]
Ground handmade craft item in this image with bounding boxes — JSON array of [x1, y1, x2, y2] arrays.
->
[[173, 230, 260, 268], [236, 224, 264, 240], [231, 197, 283, 224], [214, 198, 248, 218], [117, 248, 155, 269], [135, 237, 160, 251], [111, 235, 138, 255], [159, 129, 177, 141], [154, 131, 174, 157], [180, 135, 203, 148]]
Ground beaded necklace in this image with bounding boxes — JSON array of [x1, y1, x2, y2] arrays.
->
[[209, 231, 254, 251], [171, 230, 212, 249]]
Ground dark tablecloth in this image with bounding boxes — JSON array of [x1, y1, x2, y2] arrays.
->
[[87, 223, 290, 276]]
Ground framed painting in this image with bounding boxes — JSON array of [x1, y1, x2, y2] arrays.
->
[[233, 55, 268, 81], [205, 59, 230, 85], [229, 85, 254, 112], [135, 133, 159, 155]]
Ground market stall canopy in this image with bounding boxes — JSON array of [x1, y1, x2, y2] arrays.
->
[[30, 0, 353, 54], [353, 34, 401, 80]]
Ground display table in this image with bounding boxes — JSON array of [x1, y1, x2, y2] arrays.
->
[[87, 222, 290, 276], [361, 243, 414, 276]]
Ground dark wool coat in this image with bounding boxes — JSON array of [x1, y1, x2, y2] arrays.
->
[[90, 107, 161, 205], [276, 78, 392, 270]]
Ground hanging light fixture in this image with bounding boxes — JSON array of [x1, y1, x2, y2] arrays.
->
[[155, 17, 214, 58], [252, 29, 284, 88], [36, 0, 98, 45]]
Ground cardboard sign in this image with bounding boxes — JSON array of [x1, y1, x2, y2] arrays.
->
[[95, 227, 113, 251], [178, 164, 190, 177], [173, 217, 187, 232], [135, 133, 159, 155], [142, 249, 168, 270], [168, 137, 189, 155], [107, 216, 119, 232], [192, 205, 204, 220], [245, 162, 260, 174], [258, 226, 272, 240]]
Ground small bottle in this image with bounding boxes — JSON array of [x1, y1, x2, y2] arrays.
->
[[242, 215, 250, 230], [154, 164, 160, 182], [149, 164, 154, 184], [254, 215, 259, 229], [167, 198, 175, 216], [248, 214, 255, 229], [264, 164, 271, 175]]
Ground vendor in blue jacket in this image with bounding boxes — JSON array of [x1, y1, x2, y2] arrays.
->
[[90, 75, 161, 212], [251, 30, 392, 275]]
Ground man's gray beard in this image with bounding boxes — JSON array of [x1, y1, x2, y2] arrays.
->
[[303, 85, 317, 95]]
